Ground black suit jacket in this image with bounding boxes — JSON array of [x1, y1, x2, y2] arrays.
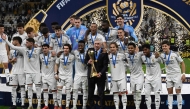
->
[[85, 48, 108, 80]]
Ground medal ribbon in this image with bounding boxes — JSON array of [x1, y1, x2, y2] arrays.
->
[[90, 33, 97, 44], [76, 28, 81, 41], [44, 35, 50, 44], [105, 29, 110, 42], [14, 50, 18, 58], [146, 53, 152, 67], [95, 48, 101, 61], [79, 53, 84, 64], [63, 54, 69, 66], [112, 53, 117, 67], [28, 47, 34, 60], [57, 35, 62, 47], [129, 54, 135, 65], [43, 52, 50, 66], [119, 39, 126, 51], [165, 50, 171, 66]]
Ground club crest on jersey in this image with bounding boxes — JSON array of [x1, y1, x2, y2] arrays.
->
[[107, 0, 143, 28]]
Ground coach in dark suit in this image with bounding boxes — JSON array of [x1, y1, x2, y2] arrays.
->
[[85, 38, 109, 109]]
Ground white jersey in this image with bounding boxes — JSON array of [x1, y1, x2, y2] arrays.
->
[[141, 54, 162, 81], [40, 53, 56, 78], [73, 50, 87, 76], [22, 38, 38, 47], [0, 34, 8, 55], [160, 51, 183, 76], [116, 39, 128, 54], [56, 53, 74, 79], [125, 52, 144, 79], [5, 39, 41, 73], [12, 32, 27, 42], [99, 28, 118, 48], [109, 53, 126, 80], [86, 32, 106, 49], [9, 49, 24, 74], [50, 35, 71, 53], [38, 35, 52, 47]]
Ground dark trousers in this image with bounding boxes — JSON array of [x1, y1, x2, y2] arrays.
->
[[88, 78, 105, 109]]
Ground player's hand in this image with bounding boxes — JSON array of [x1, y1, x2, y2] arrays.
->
[[88, 59, 93, 64], [57, 51, 63, 57], [1, 34, 6, 40], [51, 51, 56, 57], [12, 58, 17, 63], [97, 73, 102, 78], [155, 52, 160, 58], [181, 74, 186, 82], [54, 74, 59, 80]]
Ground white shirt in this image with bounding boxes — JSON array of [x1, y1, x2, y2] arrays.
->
[[141, 54, 162, 81], [0, 34, 8, 55], [56, 53, 74, 79], [73, 50, 87, 76], [50, 35, 71, 53], [40, 53, 56, 78], [87, 32, 106, 49], [160, 51, 183, 76], [38, 35, 52, 47], [9, 49, 24, 74], [116, 39, 128, 54], [125, 52, 144, 79], [109, 53, 126, 80], [12, 32, 27, 43]]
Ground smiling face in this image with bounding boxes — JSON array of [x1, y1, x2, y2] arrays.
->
[[118, 29, 125, 39], [109, 43, 118, 54], [116, 17, 124, 26], [128, 45, 135, 55], [74, 19, 81, 28], [143, 47, 150, 56], [78, 43, 85, 52], [162, 44, 170, 53]]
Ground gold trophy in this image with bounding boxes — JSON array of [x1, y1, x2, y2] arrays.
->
[[88, 50, 98, 78]]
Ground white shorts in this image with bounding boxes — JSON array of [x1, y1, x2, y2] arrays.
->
[[0, 54, 8, 63], [73, 76, 88, 90], [144, 78, 162, 93], [166, 74, 182, 89], [111, 78, 127, 93], [130, 76, 144, 91], [26, 73, 42, 85], [57, 77, 73, 90], [9, 74, 26, 86], [42, 76, 57, 90]]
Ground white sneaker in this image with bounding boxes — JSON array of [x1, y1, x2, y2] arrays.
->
[[27, 105, 33, 109], [36, 106, 41, 109]]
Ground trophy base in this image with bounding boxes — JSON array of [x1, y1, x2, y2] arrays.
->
[[91, 72, 98, 77]]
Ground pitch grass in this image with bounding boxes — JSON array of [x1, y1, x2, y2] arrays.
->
[[0, 106, 21, 109], [108, 58, 190, 74]]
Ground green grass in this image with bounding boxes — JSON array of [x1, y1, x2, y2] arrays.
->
[[0, 106, 22, 109]]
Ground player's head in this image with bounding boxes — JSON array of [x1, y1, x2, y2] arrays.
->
[[101, 20, 110, 32], [128, 42, 136, 54], [118, 28, 125, 39], [162, 40, 170, 52], [26, 27, 35, 38], [74, 17, 81, 28], [54, 25, 62, 37], [12, 36, 22, 46], [51, 22, 59, 31], [142, 44, 151, 56], [41, 27, 49, 38], [16, 22, 24, 34], [26, 38, 35, 48], [109, 42, 118, 54], [78, 40, 85, 52], [0, 24, 4, 33], [42, 44, 50, 54], [39, 23, 47, 32], [70, 15, 77, 26], [90, 23, 98, 34], [94, 38, 102, 50], [116, 14, 124, 25], [63, 44, 72, 54]]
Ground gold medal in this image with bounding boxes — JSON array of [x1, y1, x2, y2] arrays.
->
[[114, 66, 116, 68], [95, 60, 97, 62], [166, 65, 168, 68], [76, 39, 78, 42], [28, 58, 30, 61], [64, 66, 67, 69], [46, 66, 48, 68]]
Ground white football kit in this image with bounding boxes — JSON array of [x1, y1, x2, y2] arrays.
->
[[12, 32, 27, 42], [38, 35, 52, 47], [109, 53, 127, 92], [50, 35, 71, 53], [9, 50, 25, 86], [125, 52, 144, 91], [160, 51, 183, 89], [40, 53, 57, 90], [116, 39, 128, 54], [0, 34, 8, 63]]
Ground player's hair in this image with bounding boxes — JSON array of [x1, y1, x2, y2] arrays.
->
[[102, 20, 110, 25], [39, 23, 46, 27], [16, 22, 24, 28], [13, 36, 22, 45], [55, 25, 61, 30], [63, 44, 72, 52], [162, 40, 170, 46], [70, 15, 77, 19], [41, 27, 49, 34], [25, 27, 34, 34], [78, 40, 85, 45], [74, 16, 81, 21], [118, 28, 125, 31], [116, 14, 124, 19], [90, 23, 97, 27], [128, 42, 136, 48], [109, 42, 118, 48], [94, 38, 103, 43], [51, 22, 59, 26], [118, 28, 128, 37], [26, 38, 35, 44], [142, 44, 150, 50], [42, 44, 49, 48], [0, 24, 4, 27]]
